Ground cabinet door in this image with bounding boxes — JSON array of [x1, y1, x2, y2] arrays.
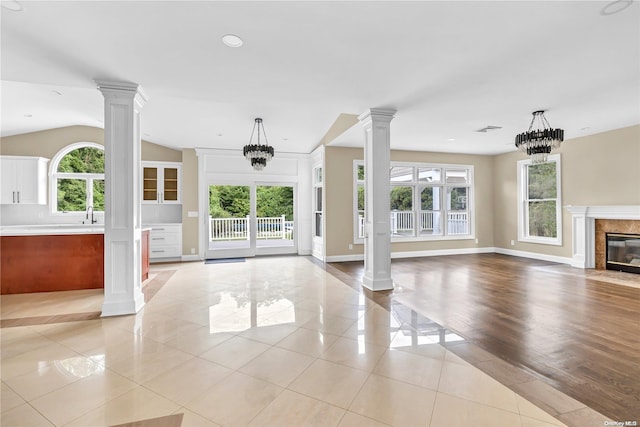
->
[[142, 166, 159, 203], [0, 157, 48, 205], [15, 158, 47, 204], [0, 159, 17, 204], [161, 166, 180, 203]]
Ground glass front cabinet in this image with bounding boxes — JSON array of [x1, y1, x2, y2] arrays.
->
[[142, 161, 182, 204]]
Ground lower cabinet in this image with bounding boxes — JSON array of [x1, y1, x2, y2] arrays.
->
[[146, 224, 182, 262]]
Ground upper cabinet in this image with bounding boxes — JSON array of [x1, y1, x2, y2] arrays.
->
[[142, 161, 182, 204], [0, 156, 49, 205]]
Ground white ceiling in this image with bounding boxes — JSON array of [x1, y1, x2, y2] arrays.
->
[[1, 1, 639, 155]]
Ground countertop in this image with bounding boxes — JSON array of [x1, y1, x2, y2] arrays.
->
[[1, 225, 157, 236]]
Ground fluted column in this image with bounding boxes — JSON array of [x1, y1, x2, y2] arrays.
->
[[96, 80, 147, 316], [358, 108, 396, 291]]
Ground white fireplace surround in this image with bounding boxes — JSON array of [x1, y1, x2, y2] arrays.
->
[[567, 205, 640, 268]]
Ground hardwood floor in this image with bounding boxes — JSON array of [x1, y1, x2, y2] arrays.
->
[[328, 254, 640, 422]]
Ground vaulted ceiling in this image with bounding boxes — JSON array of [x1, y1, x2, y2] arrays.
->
[[2, 1, 639, 155]]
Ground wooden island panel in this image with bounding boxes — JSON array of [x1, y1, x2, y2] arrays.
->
[[1, 234, 104, 294], [142, 229, 150, 281]]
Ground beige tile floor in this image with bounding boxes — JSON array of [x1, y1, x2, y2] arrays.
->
[[1, 257, 571, 427]]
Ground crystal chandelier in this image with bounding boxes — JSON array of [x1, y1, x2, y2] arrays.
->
[[515, 110, 564, 164], [243, 118, 274, 171]]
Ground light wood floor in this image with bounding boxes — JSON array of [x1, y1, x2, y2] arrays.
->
[[327, 254, 640, 422]]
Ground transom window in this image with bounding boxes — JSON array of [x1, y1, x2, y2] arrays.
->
[[354, 161, 474, 242], [50, 143, 105, 213]]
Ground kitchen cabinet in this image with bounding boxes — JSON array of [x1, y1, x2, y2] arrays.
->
[[146, 223, 182, 262], [142, 161, 181, 204], [0, 156, 49, 205]]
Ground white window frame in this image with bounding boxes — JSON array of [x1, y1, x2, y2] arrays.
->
[[49, 142, 105, 215], [354, 163, 365, 243], [517, 154, 562, 246], [313, 165, 323, 238], [353, 160, 475, 244]]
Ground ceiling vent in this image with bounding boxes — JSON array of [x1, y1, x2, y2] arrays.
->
[[476, 125, 502, 133]]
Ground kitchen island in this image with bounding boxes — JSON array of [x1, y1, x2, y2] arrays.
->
[[1, 225, 150, 294]]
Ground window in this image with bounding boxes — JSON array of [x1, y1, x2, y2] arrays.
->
[[313, 166, 323, 238], [355, 164, 365, 239], [517, 154, 562, 245], [50, 143, 105, 213], [354, 161, 474, 241]]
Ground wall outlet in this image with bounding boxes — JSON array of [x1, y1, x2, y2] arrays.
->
[[190, 248, 195, 254], [511, 240, 515, 246], [475, 238, 479, 244], [348, 243, 353, 250], [187, 211, 198, 218]]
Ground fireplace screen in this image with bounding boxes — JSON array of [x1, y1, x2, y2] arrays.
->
[[606, 233, 640, 274]]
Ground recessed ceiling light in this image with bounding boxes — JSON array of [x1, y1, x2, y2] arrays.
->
[[1, 1, 23, 11], [217, 133, 223, 137], [222, 34, 243, 48], [447, 138, 456, 142], [23, 114, 32, 118]]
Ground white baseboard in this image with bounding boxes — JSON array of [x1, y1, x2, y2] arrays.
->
[[298, 249, 312, 256], [494, 247, 573, 265], [391, 247, 495, 259], [181, 255, 202, 262], [325, 254, 364, 262]]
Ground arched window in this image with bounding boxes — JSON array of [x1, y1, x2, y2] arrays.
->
[[50, 142, 104, 213]]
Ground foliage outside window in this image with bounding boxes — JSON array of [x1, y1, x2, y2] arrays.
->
[[354, 161, 474, 241], [208, 185, 294, 220], [517, 154, 562, 245], [52, 144, 105, 212]]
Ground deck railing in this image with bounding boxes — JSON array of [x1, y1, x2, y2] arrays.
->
[[209, 215, 294, 241], [358, 211, 469, 237]]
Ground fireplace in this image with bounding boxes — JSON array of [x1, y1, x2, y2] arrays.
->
[[606, 233, 640, 274], [567, 205, 640, 269]]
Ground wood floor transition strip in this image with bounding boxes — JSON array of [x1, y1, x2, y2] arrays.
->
[[110, 413, 183, 427]]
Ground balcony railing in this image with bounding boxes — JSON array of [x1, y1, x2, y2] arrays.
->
[[358, 211, 469, 237], [209, 215, 294, 241]]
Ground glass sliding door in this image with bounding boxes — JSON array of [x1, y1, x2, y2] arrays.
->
[[206, 184, 253, 258], [256, 185, 295, 254], [205, 182, 296, 259]]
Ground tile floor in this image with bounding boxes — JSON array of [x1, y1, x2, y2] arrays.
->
[[1, 257, 572, 426]]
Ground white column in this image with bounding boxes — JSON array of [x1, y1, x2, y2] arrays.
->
[[96, 80, 147, 316], [358, 108, 396, 291]]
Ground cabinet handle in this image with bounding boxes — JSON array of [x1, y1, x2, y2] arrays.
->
[[152, 250, 165, 253], [17, 191, 20, 203], [12, 191, 15, 203], [154, 228, 165, 231], [152, 237, 165, 240]]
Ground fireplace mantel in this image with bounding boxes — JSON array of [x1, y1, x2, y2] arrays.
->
[[566, 205, 640, 268]]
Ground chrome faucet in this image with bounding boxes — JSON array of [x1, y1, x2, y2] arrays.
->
[[85, 205, 97, 224]]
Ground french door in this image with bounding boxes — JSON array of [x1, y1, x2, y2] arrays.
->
[[205, 182, 296, 259]]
